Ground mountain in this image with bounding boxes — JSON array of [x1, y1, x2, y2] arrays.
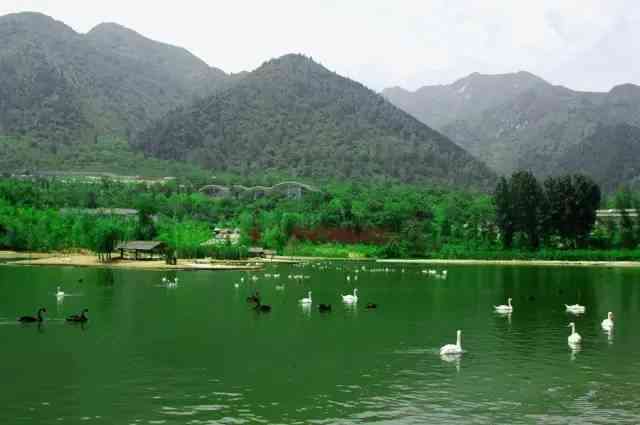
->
[[556, 124, 640, 193], [383, 72, 640, 189], [383, 71, 549, 130], [135, 54, 496, 189], [0, 12, 234, 145]]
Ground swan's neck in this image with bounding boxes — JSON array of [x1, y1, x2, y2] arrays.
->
[[508, 299, 511, 307], [570, 324, 575, 335], [456, 333, 461, 348], [37, 310, 43, 321]]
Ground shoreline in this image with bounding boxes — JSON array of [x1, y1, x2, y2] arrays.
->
[[3, 252, 263, 271], [3, 251, 640, 269], [376, 258, 640, 268], [276, 255, 640, 268]]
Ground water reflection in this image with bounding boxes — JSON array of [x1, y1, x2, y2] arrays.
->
[[605, 329, 614, 345], [300, 303, 311, 317], [569, 343, 581, 361], [495, 311, 512, 325], [440, 353, 462, 372]]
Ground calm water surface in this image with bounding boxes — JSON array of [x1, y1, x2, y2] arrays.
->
[[1, 262, 640, 424]]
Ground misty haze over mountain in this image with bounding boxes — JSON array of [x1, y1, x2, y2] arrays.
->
[[0, 0, 638, 92]]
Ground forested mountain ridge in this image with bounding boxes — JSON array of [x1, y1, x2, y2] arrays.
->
[[0, 12, 234, 144], [556, 124, 640, 193], [135, 54, 497, 189], [383, 72, 640, 189]]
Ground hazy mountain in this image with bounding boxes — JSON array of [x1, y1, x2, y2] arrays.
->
[[383, 71, 640, 189], [556, 124, 640, 193], [136, 54, 496, 189], [0, 12, 234, 144]]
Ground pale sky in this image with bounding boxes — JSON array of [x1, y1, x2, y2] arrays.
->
[[2, 0, 639, 92]]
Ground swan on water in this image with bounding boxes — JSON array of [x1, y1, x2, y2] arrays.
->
[[342, 288, 358, 304], [567, 322, 582, 345], [494, 298, 513, 313], [56, 286, 65, 299], [299, 291, 312, 305], [601, 312, 614, 331], [440, 330, 463, 355], [565, 304, 586, 314]]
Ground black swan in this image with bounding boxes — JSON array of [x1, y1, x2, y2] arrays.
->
[[318, 304, 332, 312], [66, 308, 89, 323], [254, 301, 272, 313], [18, 308, 46, 323]]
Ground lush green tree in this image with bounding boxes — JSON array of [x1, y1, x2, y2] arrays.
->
[[494, 176, 514, 248]]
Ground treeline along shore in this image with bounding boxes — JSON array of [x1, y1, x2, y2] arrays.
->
[[1, 172, 640, 266]]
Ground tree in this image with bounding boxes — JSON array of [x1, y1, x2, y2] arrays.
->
[[494, 176, 514, 249], [615, 186, 636, 249], [94, 221, 123, 263], [135, 195, 157, 240], [510, 171, 544, 250], [571, 174, 601, 248]]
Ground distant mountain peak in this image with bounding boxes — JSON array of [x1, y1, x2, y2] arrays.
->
[[0, 11, 76, 35], [88, 22, 140, 37], [255, 54, 328, 73]]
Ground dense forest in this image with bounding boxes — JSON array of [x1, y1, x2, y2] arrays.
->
[[0, 12, 233, 146], [1, 174, 639, 261], [136, 54, 496, 189]]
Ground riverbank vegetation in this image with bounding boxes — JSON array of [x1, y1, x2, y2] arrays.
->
[[0, 173, 639, 261]]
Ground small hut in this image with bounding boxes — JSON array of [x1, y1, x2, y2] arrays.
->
[[116, 241, 167, 260]]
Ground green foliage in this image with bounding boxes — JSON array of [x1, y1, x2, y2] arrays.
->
[[136, 55, 496, 189], [495, 172, 600, 250], [0, 12, 233, 146]]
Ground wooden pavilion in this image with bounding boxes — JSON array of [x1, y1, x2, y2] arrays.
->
[[116, 241, 167, 260]]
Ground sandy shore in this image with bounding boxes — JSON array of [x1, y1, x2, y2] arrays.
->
[[377, 258, 640, 268], [5, 253, 263, 271], [0, 250, 52, 260]]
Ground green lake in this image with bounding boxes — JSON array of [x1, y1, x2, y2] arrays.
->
[[1, 262, 640, 424]]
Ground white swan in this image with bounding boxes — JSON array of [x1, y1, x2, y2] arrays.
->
[[440, 330, 463, 355], [565, 304, 586, 314], [299, 291, 312, 304], [601, 312, 614, 331], [494, 298, 513, 313], [56, 286, 65, 298], [567, 322, 582, 345], [342, 288, 358, 304]]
